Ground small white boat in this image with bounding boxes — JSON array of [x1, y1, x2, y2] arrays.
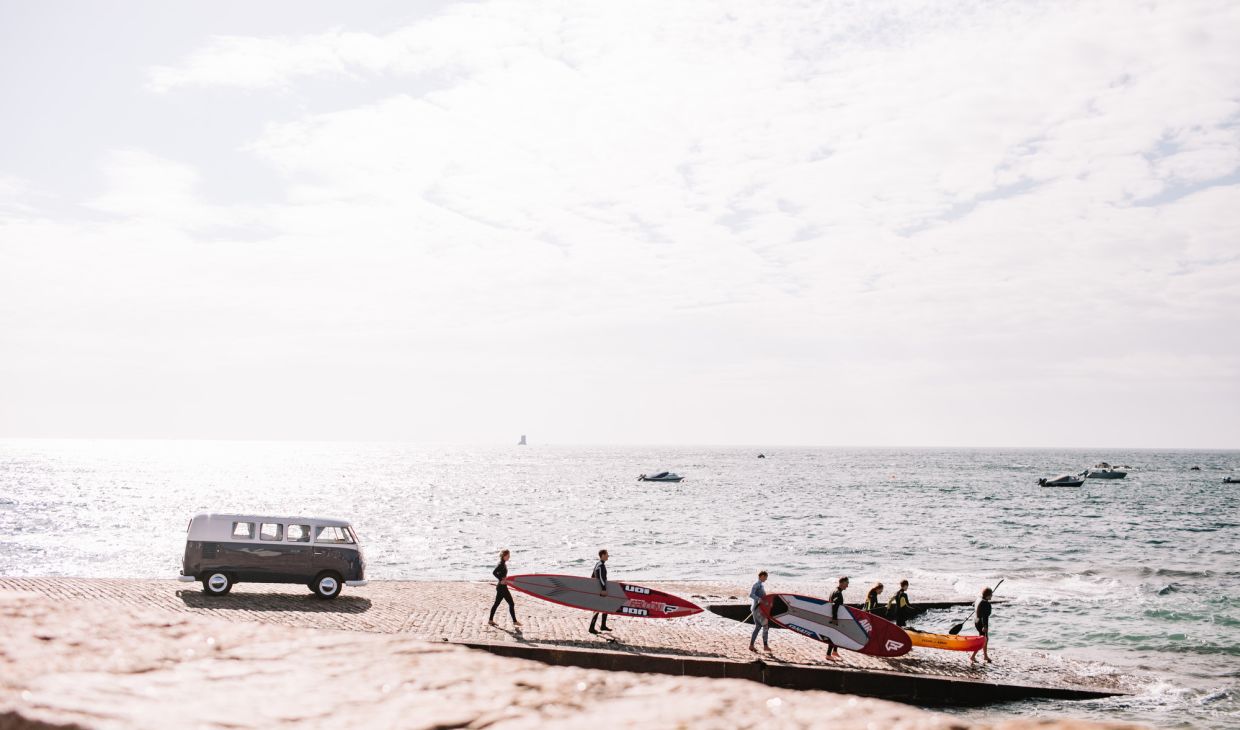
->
[[638, 471, 684, 482], [1039, 474, 1085, 488], [1086, 462, 1127, 479]]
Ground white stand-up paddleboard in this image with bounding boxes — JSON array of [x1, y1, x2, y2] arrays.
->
[[505, 574, 701, 617], [760, 593, 911, 657]]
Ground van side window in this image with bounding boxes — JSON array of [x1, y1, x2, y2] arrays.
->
[[314, 526, 354, 544], [231, 522, 255, 539], [259, 523, 283, 541], [287, 524, 310, 542]]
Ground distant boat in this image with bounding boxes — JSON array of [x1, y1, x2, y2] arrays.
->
[[638, 472, 684, 482], [518, 435, 527, 446], [1225, 476, 1239, 484], [757, 453, 766, 459], [1086, 462, 1126, 479], [1039, 474, 1085, 488], [1190, 466, 1202, 471]]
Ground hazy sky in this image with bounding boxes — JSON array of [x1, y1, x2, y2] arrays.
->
[[1, 0, 1237, 447]]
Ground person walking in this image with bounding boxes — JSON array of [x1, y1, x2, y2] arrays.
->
[[887, 579, 912, 626], [970, 587, 994, 664], [825, 576, 848, 659], [588, 549, 611, 634], [488, 549, 521, 628], [748, 570, 771, 653], [863, 582, 884, 613]]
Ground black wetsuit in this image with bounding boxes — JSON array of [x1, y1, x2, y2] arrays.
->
[[888, 589, 911, 626], [589, 560, 610, 632], [975, 598, 992, 636], [826, 588, 845, 654], [489, 560, 516, 622]]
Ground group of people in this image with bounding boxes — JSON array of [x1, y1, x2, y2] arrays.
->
[[487, 550, 993, 664], [749, 572, 994, 663], [487, 548, 613, 634]]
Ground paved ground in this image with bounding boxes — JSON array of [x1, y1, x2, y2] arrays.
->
[[0, 578, 1135, 696]]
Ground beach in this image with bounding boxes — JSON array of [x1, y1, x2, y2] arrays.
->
[[1, 579, 1138, 729]]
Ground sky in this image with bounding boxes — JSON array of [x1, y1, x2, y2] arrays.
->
[[1, 0, 1238, 447]]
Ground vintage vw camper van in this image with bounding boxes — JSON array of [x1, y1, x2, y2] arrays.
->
[[178, 513, 367, 599]]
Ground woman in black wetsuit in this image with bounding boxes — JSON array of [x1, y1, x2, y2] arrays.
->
[[488, 549, 521, 628], [863, 582, 884, 613], [970, 587, 993, 663]]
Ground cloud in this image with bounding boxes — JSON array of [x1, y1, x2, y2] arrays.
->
[[3, 0, 1238, 444]]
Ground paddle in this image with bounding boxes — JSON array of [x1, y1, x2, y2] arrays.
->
[[948, 578, 1003, 635]]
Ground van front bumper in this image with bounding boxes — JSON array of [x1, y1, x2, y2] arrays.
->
[[346, 580, 368, 587], [177, 574, 197, 583]]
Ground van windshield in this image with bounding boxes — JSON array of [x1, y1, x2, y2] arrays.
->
[[315, 525, 354, 544]]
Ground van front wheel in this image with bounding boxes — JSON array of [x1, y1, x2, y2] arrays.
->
[[203, 572, 233, 596], [313, 572, 342, 600]]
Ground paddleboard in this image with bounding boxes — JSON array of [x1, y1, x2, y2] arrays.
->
[[504, 574, 702, 618], [759, 593, 911, 657], [906, 629, 987, 652]]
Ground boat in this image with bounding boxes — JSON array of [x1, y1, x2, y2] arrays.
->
[[906, 628, 987, 653], [638, 471, 684, 482], [1039, 474, 1085, 487], [518, 435, 527, 446], [1225, 476, 1239, 484], [1085, 462, 1127, 479]]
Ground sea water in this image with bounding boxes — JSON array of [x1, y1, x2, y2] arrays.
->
[[1, 439, 1236, 728]]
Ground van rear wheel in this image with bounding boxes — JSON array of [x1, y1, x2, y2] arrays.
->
[[313, 572, 342, 600], [202, 572, 233, 596]]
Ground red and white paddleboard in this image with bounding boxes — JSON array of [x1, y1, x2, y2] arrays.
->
[[504, 574, 702, 618], [760, 593, 912, 657]]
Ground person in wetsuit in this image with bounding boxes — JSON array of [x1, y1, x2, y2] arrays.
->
[[887, 579, 911, 626], [826, 576, 848, 659], [970, 587, 993, 663], [863, 582, 884, 613], [488, 549, 521, 628], [748, 570, 770, 653], [588, 549, 611, 634]]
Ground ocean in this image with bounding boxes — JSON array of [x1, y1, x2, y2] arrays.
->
[[1, 439, 1236, 728]]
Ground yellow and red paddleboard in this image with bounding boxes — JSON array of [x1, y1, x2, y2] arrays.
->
[[907, 629, 987, 652]]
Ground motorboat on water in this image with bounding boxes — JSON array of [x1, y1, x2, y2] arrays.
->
[[638, 471, 684, 482], [1225, 476, 1240, 484], [1039, 474, 1085, 487], [1085, 462, 1127, 479]]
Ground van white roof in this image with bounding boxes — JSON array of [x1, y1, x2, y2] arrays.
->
[[192, 513, 353, 528]]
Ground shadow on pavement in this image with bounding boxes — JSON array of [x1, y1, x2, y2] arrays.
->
[[177, 589, 372, 614]]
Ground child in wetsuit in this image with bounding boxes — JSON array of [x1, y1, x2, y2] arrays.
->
[[887, 579, 911, 626]]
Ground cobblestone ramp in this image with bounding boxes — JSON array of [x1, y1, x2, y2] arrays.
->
[[0, 578, 1135, 704]]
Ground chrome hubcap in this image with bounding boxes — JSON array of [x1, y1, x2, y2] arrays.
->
[[319, 577, 338, 595], [208, 574, 228, 591]]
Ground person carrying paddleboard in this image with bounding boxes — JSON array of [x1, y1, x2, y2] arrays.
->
[[488, 549, 521, 628], [887, 579, 912, 626], [826, 576, 848, 659], [748, 570, 771, 653], [863, 582, 884, 613], [970, 587, 993, 664], [588, 549, 611, 634]]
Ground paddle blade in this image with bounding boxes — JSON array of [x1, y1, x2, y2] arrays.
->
[[948, 622, 965, 635]]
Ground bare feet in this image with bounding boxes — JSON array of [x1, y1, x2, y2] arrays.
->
[[488, 620, 497, 627], [970, 653, 978, 663], [749, 645, 758, 653], [514, 620, 523, 627]]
